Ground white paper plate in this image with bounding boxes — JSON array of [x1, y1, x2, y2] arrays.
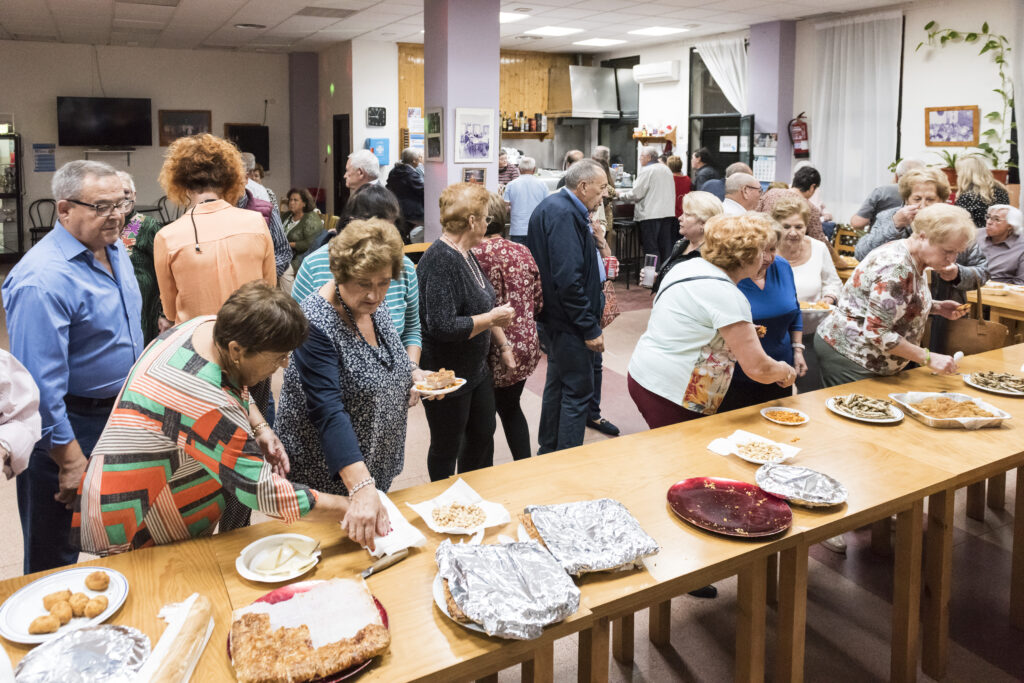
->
[[431, 573, 485, 634], [234, 533, 321, 583], [414, 377, 467, 396], [759, 407, 809, 426], [962, 373, 1024, 397], [825, 396, 904, 424], [0, 567, 129, 644], [798, 303, 835, 314], [407, 478, 510, 535]]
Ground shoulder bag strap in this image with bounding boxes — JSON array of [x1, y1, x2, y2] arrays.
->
[[653, 275, 732, 305]]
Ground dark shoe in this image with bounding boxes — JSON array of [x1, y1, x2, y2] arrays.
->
[[688, 585, 718, 599], [587, 417, 620, 436]]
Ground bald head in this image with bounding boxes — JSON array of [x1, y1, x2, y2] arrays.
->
[[725, 162, 753, 177], [725, 173, 761, 211]]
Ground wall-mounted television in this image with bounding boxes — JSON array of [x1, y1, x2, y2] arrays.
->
[[57, 97, 153, 147]]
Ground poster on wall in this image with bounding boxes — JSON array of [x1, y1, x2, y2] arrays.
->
[[462, 168, 486, 184], [32, 143, 55, 172], [425, 107, 443, 162], [159, 110, 212, 146], [454, 108, 494, 164], [925, 105, 980, 146]]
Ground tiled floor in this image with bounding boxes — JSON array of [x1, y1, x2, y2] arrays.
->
[[1, 266, 1022, 680]]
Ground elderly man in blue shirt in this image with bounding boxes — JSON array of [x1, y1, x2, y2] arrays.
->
[[3, 160, 143, 573]]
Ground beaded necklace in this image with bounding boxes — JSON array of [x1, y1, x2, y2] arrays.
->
[[441, 234, 488, 291]]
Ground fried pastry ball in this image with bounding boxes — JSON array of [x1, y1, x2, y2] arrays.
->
[[84, 596, 108, 618], [49, 601, 72, 625], [85, 571, 110, 591], [42, 589, 71, 611], [69, 593, 90, 618], [28, 614, 60, 634]]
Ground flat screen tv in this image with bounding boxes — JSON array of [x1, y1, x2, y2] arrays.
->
[[57, 97, 153, 147]]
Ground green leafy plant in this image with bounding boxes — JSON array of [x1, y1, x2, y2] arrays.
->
[[917, 21, 1015, 168], [932, 149, 960, 169]]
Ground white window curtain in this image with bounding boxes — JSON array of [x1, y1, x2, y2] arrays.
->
[[812, 11, 903, 222], [695, 37, 747, 114]]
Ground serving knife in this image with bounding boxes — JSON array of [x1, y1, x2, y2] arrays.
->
[[361, 548, 409, 579]]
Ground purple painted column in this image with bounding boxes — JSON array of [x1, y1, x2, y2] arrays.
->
[[748, 21, 796, 182], [422, 0, 500, 240], [289, 52, 320, 193]]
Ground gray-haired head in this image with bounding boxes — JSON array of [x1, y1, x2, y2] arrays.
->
[[116, 170, 136, 193], [51, 160, 120, 201], [989, 204, 1024, 235], [592, 145, 611, 164], [895, 158, 924, 178], [348, 149, 380, 179], [725, 172, 757, 194], [401, 147, 422, 166], [725, 162, 753, 177], [240, 152, 256, 173], [563, 159, 605, 190], [518, 156, 537, 173], [639, 146, 658, 164]]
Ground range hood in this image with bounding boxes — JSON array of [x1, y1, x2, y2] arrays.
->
[[548, 65, 621, 119]]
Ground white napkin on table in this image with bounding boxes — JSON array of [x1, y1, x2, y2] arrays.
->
[[707, 429, 801, 460], [407, 478, 510, 535], [367, 490, 427, 558]]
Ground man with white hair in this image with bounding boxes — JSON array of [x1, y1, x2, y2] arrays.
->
[[725, 161, 753, 177], [618, 146, 676, 267], [502, 156, 548, 245], [345, 149, 380, 194], [850, 158, 924, 229], [723, 172, 761, 215], [978, 204, 1024, 284]]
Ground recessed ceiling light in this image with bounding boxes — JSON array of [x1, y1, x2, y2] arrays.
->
[[573, 38, 626, 47], [500, 12, 529, 23], [234, 23, 266, 29], [524, 26, 583, 37], [627, 26, 689, 36]]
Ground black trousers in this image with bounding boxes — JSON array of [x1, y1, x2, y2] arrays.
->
[[494, 380, 531, 461], [639, 216, 677, 270], [423, 376, 496, 481]]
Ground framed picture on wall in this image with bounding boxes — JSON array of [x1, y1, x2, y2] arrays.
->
[[425, 107, 443, 162], [925, 105, 980, 146], [462, 168, 486, 184], [158, 110, 211, 146], [454, 108, 494, 163]]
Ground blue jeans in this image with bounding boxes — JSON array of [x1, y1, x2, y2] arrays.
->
[[17, 403, 110, 574], [537, 325, 594, 454]]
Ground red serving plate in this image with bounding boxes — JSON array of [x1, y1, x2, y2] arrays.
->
[[227, 580, 388, 682], [667, 477, 792, 538]]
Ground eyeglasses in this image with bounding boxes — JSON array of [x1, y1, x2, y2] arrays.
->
[[67, 198, 133, 217], [744, 185, 762, 193]]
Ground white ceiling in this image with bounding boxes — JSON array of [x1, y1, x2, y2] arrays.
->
[[0, 0, 906, 53]]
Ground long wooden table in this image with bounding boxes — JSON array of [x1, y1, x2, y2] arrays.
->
[[1, 346, 1024, 682], [967, 288, 1024, 325]]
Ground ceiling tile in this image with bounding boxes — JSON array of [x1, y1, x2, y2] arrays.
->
[[114, 2, 174, 20]]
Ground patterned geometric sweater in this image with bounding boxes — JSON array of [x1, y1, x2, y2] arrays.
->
[[72, 316, 317, 555]]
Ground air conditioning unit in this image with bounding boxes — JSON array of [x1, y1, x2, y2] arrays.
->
[[632, 61, 680, 84]]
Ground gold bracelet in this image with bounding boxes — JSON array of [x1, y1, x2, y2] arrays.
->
[[252, 421, 270, 436]]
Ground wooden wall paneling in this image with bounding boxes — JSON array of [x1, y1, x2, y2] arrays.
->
[[398, 43, 425, 123]]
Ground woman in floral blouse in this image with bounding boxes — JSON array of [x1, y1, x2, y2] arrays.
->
[[815, 203, 973, 387], [472, 193, 543, 460]]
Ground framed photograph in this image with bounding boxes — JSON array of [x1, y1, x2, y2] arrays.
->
[[425, 107, 443, 162], [925, 105, 980, 146], [454, 107, 494, 163], [158, 110, 211, 146], [462, 168, 486, 184]]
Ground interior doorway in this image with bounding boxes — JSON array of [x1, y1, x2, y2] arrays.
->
[[332, 114, 351, 216]]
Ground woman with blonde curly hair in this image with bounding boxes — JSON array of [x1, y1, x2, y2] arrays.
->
[[275, 218, 411, 548], [628, 213, 796, 428], [154, 134, 275, 327], [955, 154, 1010, 227]]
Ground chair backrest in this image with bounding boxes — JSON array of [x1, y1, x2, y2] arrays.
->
[[157, 196, 184, 224], [403, 241, 431, 265], [326, 215, 340, 232], [833, 226, 860, 257], [28, 199, 56, 229]]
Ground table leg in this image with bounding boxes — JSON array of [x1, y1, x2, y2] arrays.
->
[[922, 490, 954, 679], [736, 555, 768, 683], [891, 500, 924, 683], [871, 518, 892, 556], [649, 601, 671, 646], [522, 642, 554, 683], [775, 545, 808, 683], [766, 553, 779, 607], [987, 473, 1007, 510], [476, 675, 498, 683], [611, 614, 634, 664], [1012, 466, 1024, 630], [967, 481, 986, 521], [578, 616, 610, 683]]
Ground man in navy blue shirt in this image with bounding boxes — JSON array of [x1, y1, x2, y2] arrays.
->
[[3, 160, 143, 572], [527, 159, 607, 454]]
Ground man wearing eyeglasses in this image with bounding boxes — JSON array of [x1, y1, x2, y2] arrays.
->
[[2, 160, 143, 573], [722, 172, 762, 215]]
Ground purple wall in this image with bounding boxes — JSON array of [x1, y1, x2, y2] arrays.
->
[[748, 21, 796, 182], [289, 52, 320, 195]]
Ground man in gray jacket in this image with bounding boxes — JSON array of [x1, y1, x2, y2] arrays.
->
[[619, 146, 676, 268]]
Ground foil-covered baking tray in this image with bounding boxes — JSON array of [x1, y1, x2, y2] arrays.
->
[[435, 540, 579, 640], [755, 463, 847, 508], [523, 499, 659, 576], [888, 392, 1011, 430], [14, 625, 149, 683]]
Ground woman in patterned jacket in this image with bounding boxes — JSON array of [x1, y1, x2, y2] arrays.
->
[[72, 282, 357, 555]]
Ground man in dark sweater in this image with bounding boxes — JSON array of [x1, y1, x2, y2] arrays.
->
[[527, 159, 608, 454], [386, 147, 424, 227]]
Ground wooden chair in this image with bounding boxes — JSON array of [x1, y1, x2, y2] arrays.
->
[[832, 225, 860, 257], [28, 198, 56, 245], [326, 215, 340, 233], [403, 241, 431, 266], [156, 196, 183, 224]]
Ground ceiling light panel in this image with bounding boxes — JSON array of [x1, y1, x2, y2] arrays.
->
[[499, 12, 529, 23], [297, 7, 358, 19], [572, 37, 625, 46], [523, 25, 583, 36], [628, 26, 690, 36]]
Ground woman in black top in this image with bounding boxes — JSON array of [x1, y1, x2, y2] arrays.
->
[[417, 183, 516, 480], [954, 155, 1010, 227]]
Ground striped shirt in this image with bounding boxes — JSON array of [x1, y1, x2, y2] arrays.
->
[[72, 317, 317, 555], [291, 246, 422, 349]]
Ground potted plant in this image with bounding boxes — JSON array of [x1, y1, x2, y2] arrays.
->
[[931, 149, 960, 187]]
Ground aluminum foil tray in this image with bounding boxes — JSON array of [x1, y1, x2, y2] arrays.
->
[[888, 392, 1011, 430], [755, 463, 847, 508]]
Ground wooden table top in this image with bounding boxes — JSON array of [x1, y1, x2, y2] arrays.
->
[[967, 288, 1024, 312], [2, 345, 1024, 681]]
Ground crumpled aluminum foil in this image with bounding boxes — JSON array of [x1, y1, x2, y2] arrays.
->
[[755, 463, 848, 508], [15, 625, 150, 683], [524, 499, 659, 576], [435, 540, 580, 640]]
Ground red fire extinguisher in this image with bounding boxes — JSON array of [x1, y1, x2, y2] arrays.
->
[[788, 112, 810, 158]]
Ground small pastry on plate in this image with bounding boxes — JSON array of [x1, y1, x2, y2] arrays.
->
[[49, 600, 72, 625], [85, 571, 110, 591], [28, 615, 60, 634], [42, 589, 71, 611], [69, 592, 90, 618], [85, 596, 108, 618]]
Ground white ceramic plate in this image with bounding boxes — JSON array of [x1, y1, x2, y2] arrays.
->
[[414, 377, 467, 396], [798, 303, 835, 314], [962, 373, 1024, 397], [234, 533, 321, 584], [432, 573, 486, 635], [825, 396, 904, 424], [0, 567, 129, 645], [759, 407, 810, 426]]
